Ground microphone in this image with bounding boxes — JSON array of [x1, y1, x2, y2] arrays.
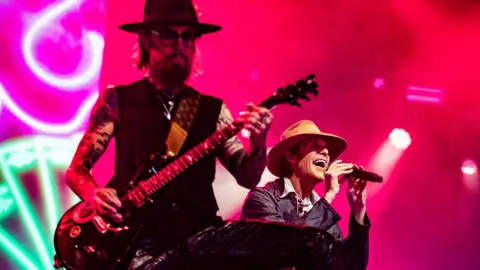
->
[[348, 167, 383, 183]]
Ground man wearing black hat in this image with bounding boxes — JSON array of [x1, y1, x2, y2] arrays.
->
[[65, 0, 273, 268]]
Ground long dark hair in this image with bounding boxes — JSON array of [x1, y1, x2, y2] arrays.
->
[[130, 37, 149, 73]]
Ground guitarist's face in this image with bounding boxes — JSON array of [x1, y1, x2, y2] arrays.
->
[[143, 26, 199, 87]]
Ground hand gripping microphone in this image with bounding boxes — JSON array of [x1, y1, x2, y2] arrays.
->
[[313, 160, 383, 183], [348, 167, 383, 183]]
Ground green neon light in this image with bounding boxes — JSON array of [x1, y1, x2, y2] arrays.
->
[[0, 184, 15, 220], [0, 133, 82, 269]]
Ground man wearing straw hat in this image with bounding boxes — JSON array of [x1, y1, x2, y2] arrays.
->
[[242, 120, 370, 269]]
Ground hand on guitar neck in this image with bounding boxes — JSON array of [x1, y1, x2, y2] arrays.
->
[[237, 102, 273, 145]]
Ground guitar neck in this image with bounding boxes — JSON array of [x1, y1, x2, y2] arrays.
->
[[124, 96, 278, 206], [156, 97, 278, 180], [153, 121, 242, 182]]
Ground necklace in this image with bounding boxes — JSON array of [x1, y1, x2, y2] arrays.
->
[[149, 79, 175, 121], [156, 91, 175, 120]]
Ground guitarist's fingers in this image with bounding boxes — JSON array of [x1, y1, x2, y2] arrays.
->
[[98, 189, 122, 209], [94, 196, 118, 215], [252, 106, 273, 126], [247, 112, 260, 122], [244, 124, 262, 135], [94, 198, 123, 223], [245, 102, 256, 111], [105, 189, 122, 209], [98, 210, 123, 224]]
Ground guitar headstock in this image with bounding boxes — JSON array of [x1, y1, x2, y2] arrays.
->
[[260, 74, 318, 109]]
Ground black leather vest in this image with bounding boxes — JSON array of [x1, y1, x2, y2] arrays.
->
[[109, 79, 223, 245]]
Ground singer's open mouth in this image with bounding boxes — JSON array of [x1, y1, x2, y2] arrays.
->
[[313, 159, 327, 168]]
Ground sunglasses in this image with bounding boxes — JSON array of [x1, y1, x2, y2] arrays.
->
[[150, 28, 199, 47]]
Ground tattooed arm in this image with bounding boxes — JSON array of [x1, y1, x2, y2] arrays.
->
[[216, 103, 267, 189], [65, 86, 119, 201]]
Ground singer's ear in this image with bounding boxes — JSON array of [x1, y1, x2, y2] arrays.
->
[[284, 150, 297, 165]]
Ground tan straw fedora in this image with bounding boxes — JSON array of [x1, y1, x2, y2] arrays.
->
[[267, 120, 347, 177]]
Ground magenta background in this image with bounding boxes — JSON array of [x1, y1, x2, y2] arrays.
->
[[0, 0, 479, 269]]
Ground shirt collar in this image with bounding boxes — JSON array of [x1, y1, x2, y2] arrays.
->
[[280, 177, 321, 203]]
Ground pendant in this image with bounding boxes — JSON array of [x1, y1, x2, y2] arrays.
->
[[165, 101, 174, 121]]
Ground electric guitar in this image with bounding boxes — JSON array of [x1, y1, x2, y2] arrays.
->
[[53, 74, 319, 269]]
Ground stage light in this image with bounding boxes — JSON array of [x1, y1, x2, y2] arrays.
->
[[389, 128, 411, 150], [461, 159, 477, 175], [241, 129, 250, 138], [406, 85, 444, 105], [373, 77, 386, 89]]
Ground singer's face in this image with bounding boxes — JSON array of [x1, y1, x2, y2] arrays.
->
[[287, 138, 330, 182]]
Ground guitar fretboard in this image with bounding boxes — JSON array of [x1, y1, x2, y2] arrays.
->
[[126, 121, 243, 203], [122, 74, 317, 206]]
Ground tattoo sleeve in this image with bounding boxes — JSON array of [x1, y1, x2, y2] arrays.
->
[[216, 103, 267, 189], [66, 86, 119, 200]]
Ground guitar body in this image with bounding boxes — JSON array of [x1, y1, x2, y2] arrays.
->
[[53, 203, 141, 269], [53, 155, 173, 269]]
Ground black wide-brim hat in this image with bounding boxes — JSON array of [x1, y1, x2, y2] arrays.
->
[[119, 0, 222, 35]]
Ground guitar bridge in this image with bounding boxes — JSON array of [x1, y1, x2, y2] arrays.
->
[[72, 202, 96, 224], [92, 215, 129, 234]]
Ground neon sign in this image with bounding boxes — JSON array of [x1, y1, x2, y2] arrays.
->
[[0, 83, 98, 134], [0, 0, 103, 135], [22, 0, 104, 90], [0, 134, 81, 269], [0, 185, 14, 221]]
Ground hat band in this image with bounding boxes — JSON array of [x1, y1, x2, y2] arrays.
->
[[143, 12, 199, 24]]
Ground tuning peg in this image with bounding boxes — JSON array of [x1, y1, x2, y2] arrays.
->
[[301, 95, 311, 101], [290, 99, 301, 107]]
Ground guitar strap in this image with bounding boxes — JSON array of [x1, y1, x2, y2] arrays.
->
[[165, 93, 202, 157]]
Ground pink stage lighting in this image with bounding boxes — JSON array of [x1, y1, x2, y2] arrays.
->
[[461, 159, 478, 175], [373, 77, 386, 89], [389, 128, 411, 150], [406, 86, 445, 105]]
